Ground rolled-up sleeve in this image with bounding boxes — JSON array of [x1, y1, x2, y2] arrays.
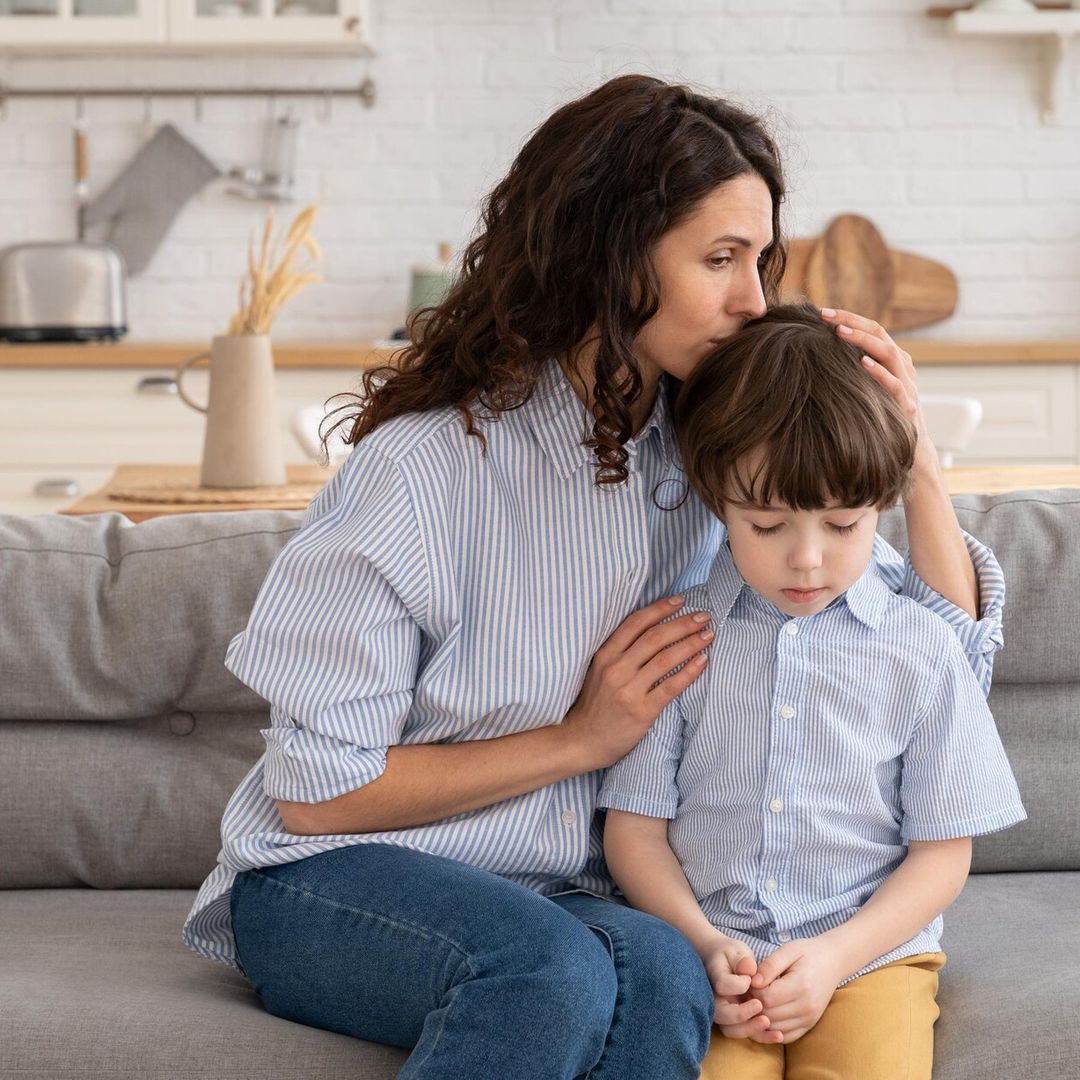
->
[[900, 635, 1026, 843], [873, 530, 1005, 696], [597, 701, 685, 819], [224, 444, 428, 804]]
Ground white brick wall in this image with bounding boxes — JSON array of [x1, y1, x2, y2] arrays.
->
[[0, 0, 1076, 342]]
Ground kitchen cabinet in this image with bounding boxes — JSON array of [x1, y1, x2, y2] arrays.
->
[[3, 340, 1080, 516], [917, 363, 1078, 465], [0, 0, 370, 52], [0, 364, 364, 515]]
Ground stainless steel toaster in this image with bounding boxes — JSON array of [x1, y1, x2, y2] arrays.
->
[[0, 242, 127, 342]]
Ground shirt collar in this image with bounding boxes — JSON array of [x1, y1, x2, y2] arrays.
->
[[524, 363, 678, 480], [842, 563, 889, 630], [705, 538, 889, 631]]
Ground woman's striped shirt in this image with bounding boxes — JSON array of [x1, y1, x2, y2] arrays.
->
[[183, 363, 1006, 969]]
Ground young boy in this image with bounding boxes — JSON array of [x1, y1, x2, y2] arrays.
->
[[597, 303, 1026, 1080]]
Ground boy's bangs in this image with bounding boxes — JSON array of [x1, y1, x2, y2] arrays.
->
[[725, 411, 910, 512]]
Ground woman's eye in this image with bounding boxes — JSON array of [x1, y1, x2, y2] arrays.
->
[[751, 523, 781, 536], [828, 522, 859, 535], [707, 255, 734, 269]]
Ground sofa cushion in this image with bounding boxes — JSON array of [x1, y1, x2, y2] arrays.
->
[[0, 509, 302, 722], [934, 871, 1080, 1080], [878, 488, 1080, 686], [0, 876, 1075, 1079], [0, 713, 265, 889], [0, 889, 408, 1079]]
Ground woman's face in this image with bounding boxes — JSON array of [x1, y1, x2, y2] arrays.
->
[[634, 173, 773, 383]]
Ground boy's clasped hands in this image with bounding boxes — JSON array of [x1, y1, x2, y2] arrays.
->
[[702, 932, 843, 1046]]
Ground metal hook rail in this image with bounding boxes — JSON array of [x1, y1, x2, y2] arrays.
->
[[0, 76, 376, 109]]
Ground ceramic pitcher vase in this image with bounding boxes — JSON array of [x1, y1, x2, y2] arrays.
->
[[175, 334, 287, 489]]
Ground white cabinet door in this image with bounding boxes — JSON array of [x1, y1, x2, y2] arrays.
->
[[0, 365, 362, 515], [0, 0, 165, 45], [916, 364, 1078, 466], [0, 466, 114, 516], [166, 0, 369, 48]]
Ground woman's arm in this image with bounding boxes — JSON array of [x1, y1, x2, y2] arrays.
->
[[279, 597, 713, 835], [279, 725, 589, 835], [819, 308, 978, 617], [900, 447, 978, 619]]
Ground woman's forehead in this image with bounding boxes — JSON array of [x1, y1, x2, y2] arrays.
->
[[677, 175, 774, 248]]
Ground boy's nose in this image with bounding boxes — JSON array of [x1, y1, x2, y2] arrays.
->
[[789, 543, 822, 572]]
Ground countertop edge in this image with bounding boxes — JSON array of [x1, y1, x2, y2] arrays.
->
[[1, 340, 1079, 369]]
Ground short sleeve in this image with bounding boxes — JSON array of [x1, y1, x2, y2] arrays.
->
[[224, 444, 428, 804], [873, 529, 1005, 696], [596, 700, 685, 819], [899, 635, 1026, 842]]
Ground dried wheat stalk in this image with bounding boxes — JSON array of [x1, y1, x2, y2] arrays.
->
[[228, 204, 323, 336]]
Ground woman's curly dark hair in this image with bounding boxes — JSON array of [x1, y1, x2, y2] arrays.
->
[[322, 73, 787, 486]]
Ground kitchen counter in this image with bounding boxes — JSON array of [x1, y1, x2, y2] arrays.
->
[[0, 341, 400, 369], [1, 339, 1078, 369]]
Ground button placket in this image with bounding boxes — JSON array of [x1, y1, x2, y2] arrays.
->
[[763, 632, 805, 913]]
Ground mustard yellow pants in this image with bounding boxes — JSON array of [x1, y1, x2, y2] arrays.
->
[[699, 952, 946, 1080]]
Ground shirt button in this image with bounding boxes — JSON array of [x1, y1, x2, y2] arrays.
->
[[560, 809, 576, 826], [769, 798, 784, 813], [785, 622, 799, 636], [765, 879, 778, 892], [778, 931, 792, 943], [779, 705, 796, 720]]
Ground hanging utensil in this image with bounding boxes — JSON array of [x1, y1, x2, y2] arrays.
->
[[73, 95, 88, 240]]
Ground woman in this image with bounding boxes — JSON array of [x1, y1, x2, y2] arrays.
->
[[184, 75, 1002, 1079]]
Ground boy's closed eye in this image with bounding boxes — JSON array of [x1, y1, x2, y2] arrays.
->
[[749, 519, 862, 537]]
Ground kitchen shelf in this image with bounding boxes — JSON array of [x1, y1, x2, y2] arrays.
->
[[929, 4, 1080, 123]]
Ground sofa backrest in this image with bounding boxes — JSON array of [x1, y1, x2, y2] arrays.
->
[[0, 510, 299, 889], [878, 489, 1080, 875], [0, 489, 1076, 888]]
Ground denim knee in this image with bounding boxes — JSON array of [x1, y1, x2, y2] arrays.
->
[[620, 916, 715, 1041], [486, 912, 619, 1058]]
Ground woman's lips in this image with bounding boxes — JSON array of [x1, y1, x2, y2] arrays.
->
[[782, 587, 825, 603]]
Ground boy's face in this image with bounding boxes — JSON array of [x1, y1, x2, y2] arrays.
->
[[722, 498, 880, 618]]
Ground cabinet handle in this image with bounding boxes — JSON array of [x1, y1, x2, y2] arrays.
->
[[34, 479, 80, 498], [136, 376, 178, 395]]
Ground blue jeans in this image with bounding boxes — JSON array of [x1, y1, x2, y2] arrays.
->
[[230, 844, 713, 1079]]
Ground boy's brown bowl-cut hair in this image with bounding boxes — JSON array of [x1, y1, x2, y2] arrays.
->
[[673, 301, 917, 517]]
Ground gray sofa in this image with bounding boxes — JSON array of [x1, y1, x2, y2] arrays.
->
[[0, 491, 1077, 1080]]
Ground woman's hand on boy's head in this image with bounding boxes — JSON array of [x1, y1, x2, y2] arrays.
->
[[819, 307, 935, 472]]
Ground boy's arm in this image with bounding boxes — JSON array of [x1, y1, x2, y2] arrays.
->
[[745, 838, 971, 1045], [795, 837, 970, 984], [603, 809, 722, 955], [603, 810, 769, 1038]]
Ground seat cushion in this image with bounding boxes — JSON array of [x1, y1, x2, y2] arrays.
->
[[935, 872, 1080, 1080], [0, 889, 407, 1079], [2, 876, 1077, 1079]]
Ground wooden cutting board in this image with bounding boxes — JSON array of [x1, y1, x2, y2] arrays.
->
[[781, 214, 957, 333]]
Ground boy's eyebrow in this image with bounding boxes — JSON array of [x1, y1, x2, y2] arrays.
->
[[727, 499, 781, 511]]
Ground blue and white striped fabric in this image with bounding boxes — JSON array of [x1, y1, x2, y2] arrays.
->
[[597, 540, 1026, 984], [183, 363, 1008, 969]]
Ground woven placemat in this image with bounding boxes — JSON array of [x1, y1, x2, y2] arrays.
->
[[107, 480, 321, 505]]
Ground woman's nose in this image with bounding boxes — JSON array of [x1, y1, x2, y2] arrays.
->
[[730, 265, 767, 320]]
